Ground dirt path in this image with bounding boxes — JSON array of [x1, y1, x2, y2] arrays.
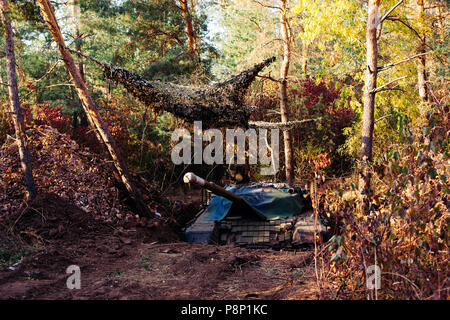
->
[[0, 239, 317, 300], [0, 192, 318, 300]]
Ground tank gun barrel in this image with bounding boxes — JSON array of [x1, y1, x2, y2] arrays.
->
[[183, 172, 243, 203]]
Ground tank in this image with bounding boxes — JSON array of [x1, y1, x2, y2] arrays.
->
[[182, 173, 327, 249]]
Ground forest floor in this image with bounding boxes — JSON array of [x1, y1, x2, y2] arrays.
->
[[0, 193, 317, 300]]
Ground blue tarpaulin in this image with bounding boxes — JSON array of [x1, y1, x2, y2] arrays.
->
[[203, 185, 306, 221]]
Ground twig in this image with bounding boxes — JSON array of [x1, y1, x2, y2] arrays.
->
[[375, 87, 404, 94], [23, 83, 75, 99], [378, 52, 429, 72], [385, 17, 423, 42], [375, 114, 391, 123], [382, 272, 422, 299], [256, 74, 281, 83], [252, 0, 282, 11], [379, 0, 404, 24], [34, 60, 62, 83], [371, 76, 407, 94]]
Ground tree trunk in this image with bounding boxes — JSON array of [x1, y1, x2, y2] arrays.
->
[[301, 40, 308, 74], [178, 0, 196, 54], [36, 0, 151, 217], [359, 0, 379, 204], [71, 0, 88, 127], [436, 1, 445, 44], [1, 0, 37, 201], [72, 0, 84, 81], [416, 0, 428, 102], [279, 0, 294, 186]]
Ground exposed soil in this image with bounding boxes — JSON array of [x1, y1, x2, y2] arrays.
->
[[0, 192, 317, 300]]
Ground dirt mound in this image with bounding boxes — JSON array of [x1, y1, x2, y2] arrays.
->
[[10, 193, 109, 244], [0, 125, 137, 222], [0, 125, 184, 248]]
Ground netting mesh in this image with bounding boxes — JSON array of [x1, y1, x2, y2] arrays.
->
[[96, 57, 276, 128]]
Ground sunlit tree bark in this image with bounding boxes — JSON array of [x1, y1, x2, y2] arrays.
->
[[71, 0, 88, 127], [416, 0, 428, 102], [279, 0, 294, 186], [359, 0, 379, 205], [178, 0, 196, 54], [1, 0, 37, 201]]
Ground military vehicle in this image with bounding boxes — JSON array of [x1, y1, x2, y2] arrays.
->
[[183, 173, 327, 249]]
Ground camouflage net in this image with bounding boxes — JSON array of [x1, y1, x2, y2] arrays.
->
[[78, 51, 276, 128]]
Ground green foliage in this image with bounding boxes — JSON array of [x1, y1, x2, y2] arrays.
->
[[0, 0, 218, 182], [0, 238, 34, 270], [213, 0, 280, 76], [291, 0, 366, 78]]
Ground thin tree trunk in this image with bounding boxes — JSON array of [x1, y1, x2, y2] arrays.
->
[[72, 0, 84, 81], [359, 0, 379, 204], [436, 1, 445, 44], [178, 0, 196, 54], [279, 0, 294, 186], [36, 0, 151, 217], [301, 40, 308, 74], [1, 0, 37, 201], [416, 0, 428, 102], [71, 0, 88, 127]]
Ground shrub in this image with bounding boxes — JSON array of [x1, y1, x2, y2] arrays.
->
[[318, 104, 449, 299], [289, 77, 356, 181]]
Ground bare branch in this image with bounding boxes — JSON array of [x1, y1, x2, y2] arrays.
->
[[378, 52, 429, 72], [386, 17, 447, 66], [375, 114, 391, 123], [371, 76, 407, 94], [23, 83, 75, 99], [385, 17, 423, 42], [247, 17, 263, 32], [374, 87, 404, 94], [249, 118, 321, 131], [380, 0, 404, 24], [256, 74, 280, 83], [34, 59, 62, 83], [252, 0, 282, 11]]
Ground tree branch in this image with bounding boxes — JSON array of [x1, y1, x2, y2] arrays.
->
[[252, 0, 282, 11], [385, 17, 423, 42], [386, 17, 447, 66], [34, 59, 62, 83], [380, 0, 404, 24], [23, 83, 75, 99], [248, 118, 321, 131], [256, 74, 280, 83], [371, 76, 406, 94], [378, 52, 429, 72]]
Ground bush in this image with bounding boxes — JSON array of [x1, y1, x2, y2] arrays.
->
[[318, 104, 449, 299], [289, 77, 356, 181]]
